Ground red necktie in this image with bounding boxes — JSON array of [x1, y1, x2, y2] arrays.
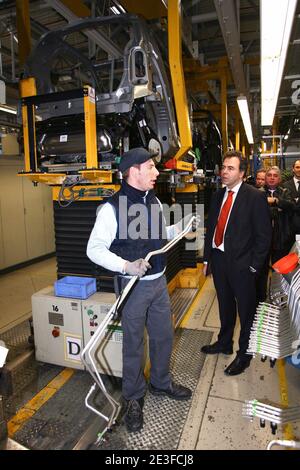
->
[[214, 190, 234, 247]]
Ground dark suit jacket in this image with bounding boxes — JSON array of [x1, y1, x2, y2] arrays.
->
[[204, 183, 272, 273], [283, 178, 299, 200], [262, 185, 294, 250], [283, 178, 300, 233]]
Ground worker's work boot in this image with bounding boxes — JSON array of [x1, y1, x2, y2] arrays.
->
[[149, 381, 192, 400], [123, 397, 144, 433]]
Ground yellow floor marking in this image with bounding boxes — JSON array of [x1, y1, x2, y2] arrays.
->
[[179, 286, 204, 328], [8, 368, 74, 437], [277, 359, 294, 441]]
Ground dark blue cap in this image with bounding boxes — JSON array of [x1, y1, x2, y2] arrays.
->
[[118, 148, 152, 173]]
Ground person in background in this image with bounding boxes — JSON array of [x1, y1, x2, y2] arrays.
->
[[263, 166, 294, 264], [282, 160, 300, 201], [283, 159, 300, 236], [255, 169, 266, 189], [201, 150, 272, 376], [87, 148, 193, 434], [254, 169, 268, 303]]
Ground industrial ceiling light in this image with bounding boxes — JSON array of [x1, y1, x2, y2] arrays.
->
[[109, 6, 120, 15], [237, 95, 254, 144], [261, 0, 297, 126], [113, 1, 126, 13], [0, 104, 17, 115]]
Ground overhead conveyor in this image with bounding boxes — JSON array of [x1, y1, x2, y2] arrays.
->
[[81, 216, 196, 444]]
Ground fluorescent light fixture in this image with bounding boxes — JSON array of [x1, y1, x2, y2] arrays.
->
[[110, 6, 120, 15], [237, 95, 254, 144], [0, 104, 17, 115], [260, 0, 297, 126], [113, 1, 126, 13]]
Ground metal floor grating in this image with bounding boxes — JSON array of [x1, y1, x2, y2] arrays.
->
[[0, 320, 32, 361], [97, 328, 212, 451], [0, 320, 37, 399], [12, 371, 121, 450], [2, 364, 65, 421], [170, 288, 198, 327]]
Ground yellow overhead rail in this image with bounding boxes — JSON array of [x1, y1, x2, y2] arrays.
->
[[168, 0, 192, 163], [120, 0, 167, 19]]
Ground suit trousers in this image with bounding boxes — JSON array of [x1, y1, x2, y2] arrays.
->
[[120, 275, 173, 401], [255, 257, 269, 305], [211, 249, 256, 356]]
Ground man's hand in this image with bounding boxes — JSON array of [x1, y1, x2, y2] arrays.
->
[[181, 214, 201, 232], [267, 197, 278, 205], [124, 259, 151, 277], [203, 264, 208, 276], [192, 214, 201, 231]]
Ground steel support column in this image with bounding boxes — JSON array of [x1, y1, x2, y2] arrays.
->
[[235, 106, 240, 150], [221, 72, 228, 151], [213, 0, 247, 96], [19, 78, 37, 173], [16, 0, 31, 68], [272, 117, 279, 167], [84, 86, 98, 169]]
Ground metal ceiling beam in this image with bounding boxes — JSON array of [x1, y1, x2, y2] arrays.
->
[[47, 0, 122, 58], [0, 44, 17, 59], [213, 0, 247, 96], [183, 57, 232, 84], [0, 0, 49, 21], [191, 12, 218, 24], [30, 17, 49, 36]]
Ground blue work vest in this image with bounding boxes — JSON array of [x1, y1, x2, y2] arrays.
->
[[108, 180, 167, 275]]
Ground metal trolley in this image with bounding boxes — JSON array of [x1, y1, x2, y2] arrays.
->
[[81, 216, 196, 441]]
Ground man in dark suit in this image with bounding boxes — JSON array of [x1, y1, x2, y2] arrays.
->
[[283, 159, 300, 235], [264, 166, 294, 263], [255, 168, 266, 189], [283, 159, 300, 200], [201, 151, 272, 376]]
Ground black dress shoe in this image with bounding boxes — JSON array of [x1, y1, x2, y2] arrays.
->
[[224, 355, 252, 376], [124, 397, 144, 432], [201, 341, 233, 355], [149, 381, 192, 401]]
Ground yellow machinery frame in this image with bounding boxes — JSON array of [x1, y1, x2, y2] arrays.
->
[[19, 2, 195, 186], [18, 82, 114, 186], [168, 0, 193, 170]]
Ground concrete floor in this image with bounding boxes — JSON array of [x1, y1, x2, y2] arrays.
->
[[0, 258, 57, 334], [0, 258, 299, 450], [180, 277, 300, 450]]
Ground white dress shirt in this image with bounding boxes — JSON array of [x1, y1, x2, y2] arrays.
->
[[293, 177, 300, 197], [212, 181, 243, 252]]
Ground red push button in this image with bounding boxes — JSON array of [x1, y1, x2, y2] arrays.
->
[[52, 327, 60, 337]]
